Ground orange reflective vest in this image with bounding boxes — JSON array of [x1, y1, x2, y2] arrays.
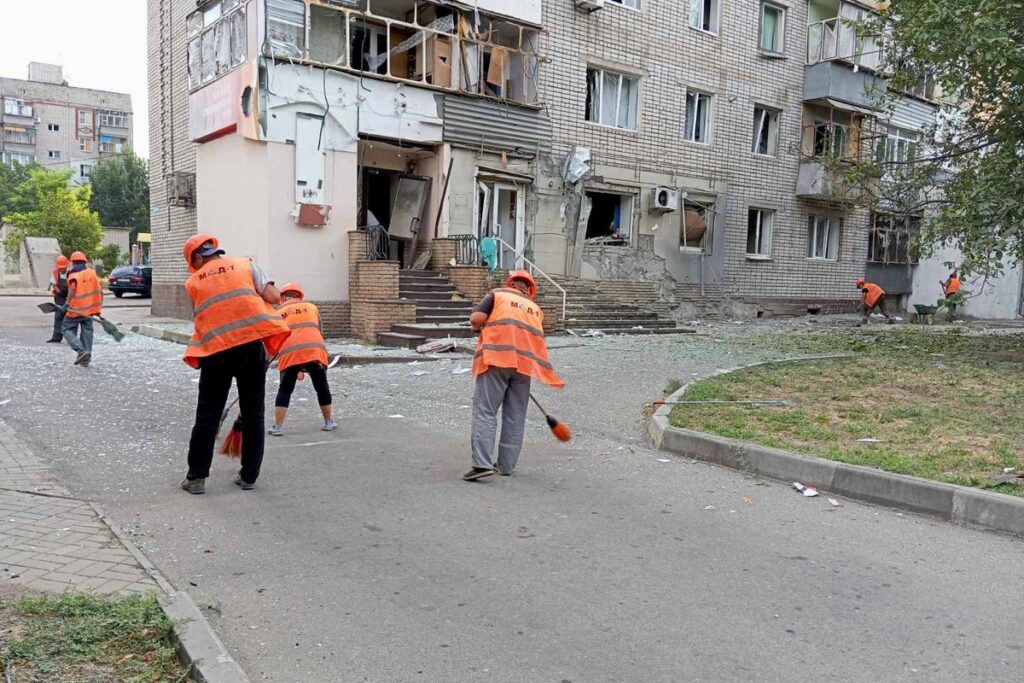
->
[[277, 300, 329, 371], [862, 282, 885, 308], [472, 288, 564, 389], [945, 278, 962, 296], [183, 257, 291, 369], [66, 268, 103, 318]]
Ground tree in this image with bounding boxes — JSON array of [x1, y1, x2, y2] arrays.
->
[[87, 150, 150, 242], [2, 168, 104, 259], [0, 161, 39, 219], [838, 1, 1024, 277], [96, 244, 124, 277]]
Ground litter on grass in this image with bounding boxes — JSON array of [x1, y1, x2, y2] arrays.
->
[[857, 438, 882, 444]]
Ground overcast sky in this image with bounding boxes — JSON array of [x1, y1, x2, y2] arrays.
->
[[0, 0, 149, 157]]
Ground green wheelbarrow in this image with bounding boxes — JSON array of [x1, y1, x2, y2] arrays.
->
[[912, 304, 939, 325]]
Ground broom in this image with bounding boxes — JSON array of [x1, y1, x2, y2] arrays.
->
[[37, 302, 124, 341], [218, 397, 243, 459], [529, 393, 572, 442]]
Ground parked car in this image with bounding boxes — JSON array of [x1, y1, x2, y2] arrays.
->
[[108, 265, 152, 298]]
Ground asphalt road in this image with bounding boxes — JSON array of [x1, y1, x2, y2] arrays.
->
[[1, 295, 1021, 682]]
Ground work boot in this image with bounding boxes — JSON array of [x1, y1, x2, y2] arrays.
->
[[322, 420, 338, 432], [234, 473, 255, 490], [462, 467, 494, 481], [73, 351, 90, 366], [180, 478, 205, 495]]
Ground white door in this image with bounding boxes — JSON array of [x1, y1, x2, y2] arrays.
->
[[492, 184, 524, 269]]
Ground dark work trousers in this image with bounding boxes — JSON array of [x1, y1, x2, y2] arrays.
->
[[275, 362, 332, 408], [50, 295, 66, 341], [862, 294, 891, 321], [187, 341, 267, 483]]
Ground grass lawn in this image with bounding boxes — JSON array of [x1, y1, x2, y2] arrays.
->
[[0, 591, 188, 682], [669, 329, 1024, 496]]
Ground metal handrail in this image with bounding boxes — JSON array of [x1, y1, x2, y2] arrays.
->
[[488, 236, 566, 325]]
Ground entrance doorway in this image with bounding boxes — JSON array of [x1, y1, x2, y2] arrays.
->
[[476, 180, 525, 269], [360, 168, 430, 267]]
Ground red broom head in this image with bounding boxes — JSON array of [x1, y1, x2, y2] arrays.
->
[[546, 415, 572, 442], [218, 419, 243, 458]]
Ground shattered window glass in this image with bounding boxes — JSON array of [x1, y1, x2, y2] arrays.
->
[[230, 8, 247, 67], [268, 0, 305, 59], [201, 28, 217, 83], [223, 0, 241, 11], [215, 21, 231, 77], [187, 37, 203, 88], [187, 11, 203, 38]]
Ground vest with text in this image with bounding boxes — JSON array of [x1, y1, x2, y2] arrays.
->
[[472, 288, 564, 389], [277, 300, 329, 371], [66, 268, 102, 318], [182, 257, 291, 369], [862, 282, 885, 307]]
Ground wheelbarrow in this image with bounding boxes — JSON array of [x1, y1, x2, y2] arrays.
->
[[912, 304, 938, 325]]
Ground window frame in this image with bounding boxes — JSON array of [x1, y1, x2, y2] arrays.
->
[[868, 213, 920, 265], [47, 123, 60, 132], [759, 2, 786, 54], [585, 67, 640, 131], [607, 0, 640, 10], [680, 198, 715, 254], [751, 105, 780, 156], [807, 215, 841, 261], [78, 110, 93, 128], [877, 126, 919, 165], [683, 89, 713, 144], [47, 150, 62, 160], [746, 208, 774, 258], [98, 109, 130, 128], [690, 0, 720, 35]]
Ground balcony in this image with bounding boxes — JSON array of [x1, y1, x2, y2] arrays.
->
[[266, 0, 541, 107], [2, 100, 37, 125], [803, 60, 884, 113]]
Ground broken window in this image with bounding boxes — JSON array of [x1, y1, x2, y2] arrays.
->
[[869, 214, 919, 264], [681, 199, 713, 252], [267, 0, 305, 60], [585, 191, 633, 245], [807, 215, 841, 260], [752, 105, 779, 156], [684, 90, 711, 143], [187, 3, 247, 89], [229, 9, 246, 67], [746, 209, 773, 257], [813, 122, 848, 158], [585, 68, 639, 130], [608, 0, 640, 8], [760, 2, 785, 53], [876, 126, 919, 165], [690, 0, 719, 33]]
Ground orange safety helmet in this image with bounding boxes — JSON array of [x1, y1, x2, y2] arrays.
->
[[279, 282, 304, 300], [183, 233, 222, 272], [70, 251, 88, 263], [506, 269, 537, 298], [854, 277, 865, 288], [55, 255, 70, 268]]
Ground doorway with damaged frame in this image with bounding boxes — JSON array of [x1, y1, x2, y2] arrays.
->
[[475, 177, 527, 269], [358, 140, 434, 267], [584, 191, 634, 246]]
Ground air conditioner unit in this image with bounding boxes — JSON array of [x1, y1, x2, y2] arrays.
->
[[166, 171, 196, 207], [576, 0, 605, 12], [650, 187, 679, 214]]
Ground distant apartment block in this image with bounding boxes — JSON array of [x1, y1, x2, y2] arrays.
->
[[0, 62, 133, 185]]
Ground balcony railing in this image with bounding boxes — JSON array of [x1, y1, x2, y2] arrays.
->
[[807, 17, 882, 71], [3, 102, 34, 118], [266, 0, 541, 106]]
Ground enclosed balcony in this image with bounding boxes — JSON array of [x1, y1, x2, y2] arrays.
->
[[796, 103, 869, 203], [805, 0, 885, 111], [1, 98, 37, 126]]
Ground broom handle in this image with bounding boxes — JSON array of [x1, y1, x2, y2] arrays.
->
[[528, 393, 550, 418]]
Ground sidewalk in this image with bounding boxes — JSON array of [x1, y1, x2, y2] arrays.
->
[[0, 417, 156, 594]]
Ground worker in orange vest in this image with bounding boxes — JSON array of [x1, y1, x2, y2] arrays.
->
[[62, 251, 103, 366], [464, 270, 565, 481], [268, 282, 337, 436], [941, 271, 962, 316], [47, 255, 70, 344], [855, 277, 894, 325], [180, 234, 291, 495]]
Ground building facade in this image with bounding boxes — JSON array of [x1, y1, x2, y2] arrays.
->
[[148, 0, 964, 328], [0, 62, 133, 185]]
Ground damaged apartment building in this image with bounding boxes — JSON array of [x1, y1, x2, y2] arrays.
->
[[148, 0, 942, 331]]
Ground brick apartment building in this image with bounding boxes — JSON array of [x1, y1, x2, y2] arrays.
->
[[0, 62, 133, 185], [147, 0, 940, 331]]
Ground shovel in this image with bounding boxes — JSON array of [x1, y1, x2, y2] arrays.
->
[[37, 302, 125, 342]]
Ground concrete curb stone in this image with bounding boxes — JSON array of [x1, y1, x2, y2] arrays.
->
[[649, 354, 1024, 537]]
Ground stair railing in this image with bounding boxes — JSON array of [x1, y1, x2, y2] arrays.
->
[[489, 237, 567, 325]]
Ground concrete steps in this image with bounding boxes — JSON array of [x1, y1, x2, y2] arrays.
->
[[377, 271, 476, 347]]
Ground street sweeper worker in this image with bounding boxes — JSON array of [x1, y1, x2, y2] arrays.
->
[[47, 255, 70, 344], [62, 252, 103, 366], [463, 270, 565, 481], [941, 271, 963, 317], [855, 277, 893, 325], [268, 282, 337, 436], [179, 234, 291, 495]]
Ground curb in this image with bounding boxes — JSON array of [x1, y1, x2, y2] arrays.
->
[[649, 354, 1024, 538], [132, 324, 191, 345], [91, 503, 250, 682]]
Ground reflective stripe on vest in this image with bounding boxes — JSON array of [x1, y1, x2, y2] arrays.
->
[[66, 269, 102, 318], [472, 288, 564, 388], [182, 257, 291, 369], [278, 301, 329, 371]]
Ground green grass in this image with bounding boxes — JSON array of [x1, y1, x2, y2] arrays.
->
[[669, 330, 1024, 495], [0, 592, 188, 683]]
